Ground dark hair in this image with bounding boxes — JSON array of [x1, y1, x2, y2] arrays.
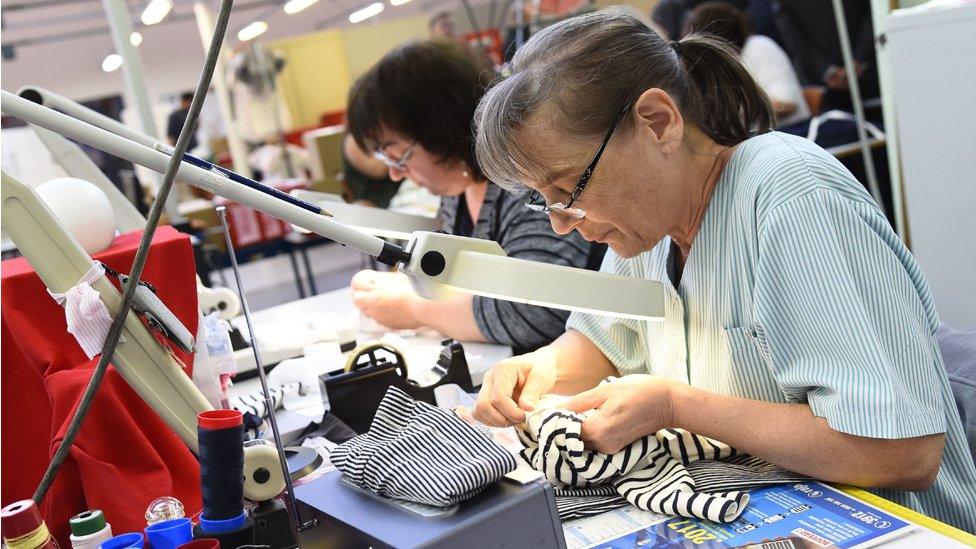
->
[[684, 1, 749, 50], [475, 8, 772, 191], [180, 92, 194, 103], [347, 40, 492, 181]]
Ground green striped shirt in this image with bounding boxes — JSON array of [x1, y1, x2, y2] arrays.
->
[[566, 131, 976, 532]]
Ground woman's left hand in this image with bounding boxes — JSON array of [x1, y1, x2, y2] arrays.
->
[[350, 270, 423, 330], [563, 374, 680, 454]]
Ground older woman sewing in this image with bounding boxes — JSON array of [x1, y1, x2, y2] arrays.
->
[[471, 10, 976, 532]]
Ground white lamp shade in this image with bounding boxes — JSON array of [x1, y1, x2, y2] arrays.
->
[[35, 177, 116, 255], [403, 232, 665, 321]]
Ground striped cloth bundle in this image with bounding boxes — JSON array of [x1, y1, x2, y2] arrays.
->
[[229, 381, 304, 418], [519, 389, 807, 522], [331, 387, 518, 507]]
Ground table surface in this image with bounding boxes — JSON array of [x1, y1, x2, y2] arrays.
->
[[228, 291, 972, 548], [227, 286, 513, 440], [229, 286, 512, 378]]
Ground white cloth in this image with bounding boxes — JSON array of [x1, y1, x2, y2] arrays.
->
[[741, 35, 810, 127], [48, 263, 114, 359]]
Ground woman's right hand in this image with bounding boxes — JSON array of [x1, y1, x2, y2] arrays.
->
[[473, 349, 558, 427]]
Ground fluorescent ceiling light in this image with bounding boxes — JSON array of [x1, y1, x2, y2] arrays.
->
[[101, 54, 123, 72], [140, 0, 173, 25], [283, 0, 319, 14], [349, 2, 384, 23], [390, 0, 411, 5], [237, 21, 268, 41], [130, 31, 143, 46]]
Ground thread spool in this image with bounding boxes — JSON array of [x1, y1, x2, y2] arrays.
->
[[192, 516, 254, 549], [176, 540, 220, 549], [143, 518, 191, 549], [97, 532, 144, 549], [242, 443, 285, 502], [1, 500, 58, 549], [197, 410, 245, 522], [69, 509, 113, 549]]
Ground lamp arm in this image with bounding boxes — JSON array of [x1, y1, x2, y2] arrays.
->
[[0, 90, 410, 267]]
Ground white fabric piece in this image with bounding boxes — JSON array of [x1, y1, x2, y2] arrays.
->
[[229, 381, 305, 418], [740, 35, 810, 127], [48, 263, 114, 359]]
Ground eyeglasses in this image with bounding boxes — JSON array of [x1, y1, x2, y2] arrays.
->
[[373, 142, 417, 170], [525, 103, 632, 220]]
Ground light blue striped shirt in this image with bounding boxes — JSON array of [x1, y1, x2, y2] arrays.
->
[[566, 131, 976, 532]]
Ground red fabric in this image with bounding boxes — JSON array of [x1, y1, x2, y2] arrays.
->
[[1, 227, 202, 547]]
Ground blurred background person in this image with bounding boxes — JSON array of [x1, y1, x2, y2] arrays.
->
[[685, 1, 810, 127], [774, 0, 879, 111]]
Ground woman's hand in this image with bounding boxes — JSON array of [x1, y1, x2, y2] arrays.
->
[[473, 349, 559, 427], [563, 374, 679, 454], [350, 270, 423, 330]]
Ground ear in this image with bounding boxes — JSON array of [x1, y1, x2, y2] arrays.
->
[[633, 88, 683, 154]]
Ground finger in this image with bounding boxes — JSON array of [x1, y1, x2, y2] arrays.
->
[[517, 368, 550, 412], [473, 398, 513, 427], [350, 270, 377, 290], [563, 387, 607, 413], [488, 366, 527, 424], [351, 290, 371, 309], [474, 378, 515, 427], [580, 414, 623, 454]]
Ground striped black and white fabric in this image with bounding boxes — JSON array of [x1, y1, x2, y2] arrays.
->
[[518, 390, 807, 522], [229, 381, 304, 418], [331, 387, 517, 507]]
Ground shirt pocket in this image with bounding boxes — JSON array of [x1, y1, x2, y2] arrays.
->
[[724, 325, 803, 403]]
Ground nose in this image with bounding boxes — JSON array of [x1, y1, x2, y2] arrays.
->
[[388, 166, 406, 182], [550, 213, 583, 236]]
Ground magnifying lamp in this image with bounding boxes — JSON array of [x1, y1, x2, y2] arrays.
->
[[2, 88, 666, 322]]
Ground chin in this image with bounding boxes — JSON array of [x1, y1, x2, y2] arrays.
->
[[608, 238, 654, 259]]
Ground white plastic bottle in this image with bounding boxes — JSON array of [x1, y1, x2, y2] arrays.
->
[[68, 509, 112, 549]]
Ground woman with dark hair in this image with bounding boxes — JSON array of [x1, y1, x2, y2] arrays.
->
[[684, 1, 809, 126], [346, 39, 603, 354], [471, 9, 976, 531]]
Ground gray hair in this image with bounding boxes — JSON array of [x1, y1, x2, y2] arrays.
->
[[474, 8, 772, 193]]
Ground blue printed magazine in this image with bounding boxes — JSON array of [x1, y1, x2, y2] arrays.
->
[[564, 482, 913, 549]]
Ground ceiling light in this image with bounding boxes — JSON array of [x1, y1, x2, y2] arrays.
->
[[237, 21, 268, 41], [130, 31, 143, 46], [349, 2, 383, 23], [283, 0, 319, 15], [102, 54, 123, 72], [141, 0, 173, 25], [390, 0, 411, 5]]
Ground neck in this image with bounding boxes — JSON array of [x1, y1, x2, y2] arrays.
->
[[669, 133, 731, 256], [464, 179, 490, 222]]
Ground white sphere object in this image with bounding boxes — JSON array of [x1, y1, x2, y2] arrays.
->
[[36, 177, 116, 255]]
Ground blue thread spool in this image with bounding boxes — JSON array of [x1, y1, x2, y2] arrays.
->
[[144, 518, 191, 549], [98, 532, 144, 549], [197, 410, 245, 522], [195, 410, 254, 547]]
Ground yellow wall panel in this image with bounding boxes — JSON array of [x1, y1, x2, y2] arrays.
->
[[271, 29, 351, 128], [339, 15, 430, 82]]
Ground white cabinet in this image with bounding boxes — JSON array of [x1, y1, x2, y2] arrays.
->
[[887, 4, 976, 327]]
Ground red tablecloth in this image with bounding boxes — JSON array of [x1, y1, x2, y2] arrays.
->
[[1, 227, 202, 546]]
